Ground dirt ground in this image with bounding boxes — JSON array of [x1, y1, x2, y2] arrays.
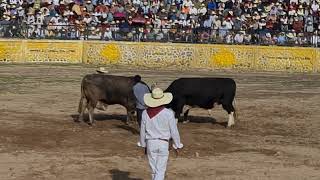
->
[[0, 64, 319, 180]]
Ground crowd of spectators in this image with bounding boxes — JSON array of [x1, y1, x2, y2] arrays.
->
[[0, 0, 320, 46]]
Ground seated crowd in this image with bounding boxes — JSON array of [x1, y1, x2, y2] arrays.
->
[[0, 0, 320, 45]]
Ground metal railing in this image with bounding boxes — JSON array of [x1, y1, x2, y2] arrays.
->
[[0, 24, 319, 47]]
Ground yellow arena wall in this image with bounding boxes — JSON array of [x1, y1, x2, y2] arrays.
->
[[0, 39, 319, 72], [0, 39, 83, 63]]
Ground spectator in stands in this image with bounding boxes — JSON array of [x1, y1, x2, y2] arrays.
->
[[234, 31, 244, 44], [0, 0, 319, 46], [277, 32, 287, 45]]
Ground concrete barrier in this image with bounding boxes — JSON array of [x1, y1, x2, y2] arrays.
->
[[0, 39, 318, 72]]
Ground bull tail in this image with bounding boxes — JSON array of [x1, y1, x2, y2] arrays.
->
[[78, 80, 85, 113]]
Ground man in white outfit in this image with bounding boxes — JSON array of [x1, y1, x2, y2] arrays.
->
[[139, 88, 183, 180]]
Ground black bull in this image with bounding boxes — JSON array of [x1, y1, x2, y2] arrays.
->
[[77, 74, 142, 125], [164, 77, 237, 127]]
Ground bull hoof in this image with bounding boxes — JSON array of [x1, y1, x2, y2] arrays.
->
[[182, 120, 190, 124], [227, 124, 235, 128], [88, 122, 94, 126]]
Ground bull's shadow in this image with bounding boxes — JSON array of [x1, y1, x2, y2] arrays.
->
[[109, 169, 142, 180], [70, 114, 140, 134], [183, 116, 227, 127], [70, 113, 127, 123]]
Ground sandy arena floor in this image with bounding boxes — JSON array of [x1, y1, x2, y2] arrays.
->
[[0, 64, 319, 180]]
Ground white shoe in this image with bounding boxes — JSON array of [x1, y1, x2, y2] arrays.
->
[[137, 142, 142, 147]]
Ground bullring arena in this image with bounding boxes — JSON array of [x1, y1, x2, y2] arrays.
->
[[0, 61, 320, 179]]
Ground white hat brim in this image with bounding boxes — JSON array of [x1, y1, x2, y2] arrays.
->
[[144, 93, 173, 108]]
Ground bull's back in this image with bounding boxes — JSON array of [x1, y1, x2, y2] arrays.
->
[[166, 78, 236, 96], [81, 74, 135, 103]]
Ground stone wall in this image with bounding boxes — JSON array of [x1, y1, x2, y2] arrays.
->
[[1, 39, 319, 72]]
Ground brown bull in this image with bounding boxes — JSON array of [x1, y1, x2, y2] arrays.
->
[[77, 74, 138, 125]]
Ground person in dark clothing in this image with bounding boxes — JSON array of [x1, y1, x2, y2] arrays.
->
[[133, 75, 151, 127]]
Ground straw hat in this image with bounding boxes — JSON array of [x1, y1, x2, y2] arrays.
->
[[144, 88, 173, 108], [286, 33, 295, 39], [264, 6, 271, 12], [261, 12, 267, 18], [96, 67, 109, 73]]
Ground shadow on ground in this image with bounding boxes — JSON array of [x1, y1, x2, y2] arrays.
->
[[109, 169, 143, 180], [182, 116, 228, 127], [70, 114, 127, 123]]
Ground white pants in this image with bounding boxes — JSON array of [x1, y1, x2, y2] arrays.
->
[[147, 139, 169, 180]]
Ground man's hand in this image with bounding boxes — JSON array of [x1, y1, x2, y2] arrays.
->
[[171, 143, 183, 157]]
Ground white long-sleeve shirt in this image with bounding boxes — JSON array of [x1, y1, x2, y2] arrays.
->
[[140, 108, 183, 149]]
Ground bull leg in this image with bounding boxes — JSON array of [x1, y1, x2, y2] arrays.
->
[[87, 101, 97, 126], [183, 109, 190, 124], [228, 112, 235, 127], [174, 99, 185, 123], [77, 97, 87, 123], [222, 104, 235, 128]]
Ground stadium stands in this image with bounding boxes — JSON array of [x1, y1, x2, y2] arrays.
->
[[0, 0, 319, 46]]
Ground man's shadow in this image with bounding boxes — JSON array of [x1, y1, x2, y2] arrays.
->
[[109, 169, 142, 180]]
